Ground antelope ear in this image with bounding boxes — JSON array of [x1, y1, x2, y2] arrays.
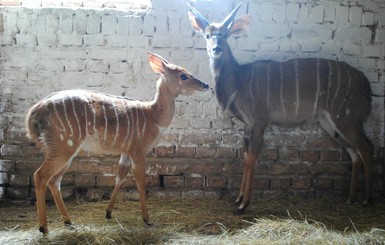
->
[[147, 52, 168, 74], [188, 11, 206, 33], [228, 14, 251, 36]]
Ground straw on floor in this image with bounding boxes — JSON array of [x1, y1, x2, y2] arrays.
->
[[0, 193, 384, 244]]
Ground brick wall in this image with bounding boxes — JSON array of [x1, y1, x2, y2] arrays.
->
[[0, 0, 384, 201]]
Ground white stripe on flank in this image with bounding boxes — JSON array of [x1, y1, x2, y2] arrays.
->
[[71, 96, 82, 141], [339, 64, 351, 113], [224, 91, 237, 114], [326, 60, 333, 107], [312, 59, 320, 120], [331, 62, 341, 107], [84, 101, 89, 136], [249, 66, 255, 110], [279, 63, 287, 120], [62, 96, 74, 137], [90, 99, 98, 142], [266, 63, 270, 111], [140, 106, 146, 138], [111, 100, 119, 147], [102, 101, 108, 144], [122, 101, 131, 150], [53, 101, 66, 133], [294, 59, 299, 116], [126, 106, 134, 152], [136, 106, 140, 137]]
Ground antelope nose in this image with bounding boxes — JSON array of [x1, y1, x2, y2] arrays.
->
[[213, 46, 222, 53]]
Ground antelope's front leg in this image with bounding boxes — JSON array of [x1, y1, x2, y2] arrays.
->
[[234, 127, 264, 215], [106, 154, 132, 219], [131, 156, 150, 225]]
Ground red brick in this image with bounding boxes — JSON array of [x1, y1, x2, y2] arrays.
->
[[311, 162, 350, 175], [227, 175, 242, 188], [9, 174, 30, 186], [61, 175, 75, 186], [217, 147, 238, 158], [253, 177, 270, 189], [185, 176, 204, 188], [196, 147, 217, 158], [306, 136, 340, 149], [269, 162, 311, 175], [279, 147, 299, 161], [223, 161, 243, 174], [175, 146, 195, 157], [184, 161, 223, 174], [21, 145, 42, 157], [261, 148, 278, 161], [333, 178, 350, 191], [70, 158, 101, 174], [163, 175, 184, 188], [206, 176, 227, 188], [270, 178, 291, 190], [147, 161, 183, 175], [320, 151, 340, 162], [146, 175, 160, 187], [154, 146, 175, 157], [300, 150, 320, 162], [75, 175, 95, 187], [312, 178, 333, 190], [292, 177, 312, 190], [97, 175, 116, 187], [15, 160, 41, 173], [264, 135, 305, 147], [180, 132, 221, 145], [269, 163, 291, 175]]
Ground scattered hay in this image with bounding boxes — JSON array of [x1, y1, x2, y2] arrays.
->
[[1, 194, 384, 244]]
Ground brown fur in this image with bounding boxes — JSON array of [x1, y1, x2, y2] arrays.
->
[[188, 4, 373, 214], [25, 52, 208, 234]]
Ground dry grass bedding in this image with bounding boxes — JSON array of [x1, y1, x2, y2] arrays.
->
[[0, 193, 384, 244]]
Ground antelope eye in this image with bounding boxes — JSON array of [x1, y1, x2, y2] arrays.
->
[[180, 74, 188, 80], [205, 34, 210, 39]]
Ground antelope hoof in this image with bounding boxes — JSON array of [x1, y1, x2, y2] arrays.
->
[[362, 197, 373, 207], [346, 197, 355, 205], [233, 207, 245, 216], [64, 221, 75, 230], [144, 221, 154, 227], [39, 226, 48, 234], [235, 195, 243, 206], [106, 210, 112, 219]]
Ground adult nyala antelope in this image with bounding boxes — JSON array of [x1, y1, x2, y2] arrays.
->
[[26, 52, 209, 234], [188, 4, 373, 214]]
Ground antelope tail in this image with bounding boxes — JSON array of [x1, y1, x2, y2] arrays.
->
[[25, 103, 49, 147]]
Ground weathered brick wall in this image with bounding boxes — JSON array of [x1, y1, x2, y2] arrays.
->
[[0, 0, 384, 201]]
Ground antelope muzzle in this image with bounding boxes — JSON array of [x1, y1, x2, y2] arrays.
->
[[208, 36, 223, 59]]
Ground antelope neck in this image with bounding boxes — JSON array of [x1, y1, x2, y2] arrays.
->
[[151, 78, 176, 128], [211, 44, 240, 109]]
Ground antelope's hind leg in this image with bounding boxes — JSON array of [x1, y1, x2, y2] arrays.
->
[[319, 116, 373, 205], [34, 154, 75, 233], [106, 154, 132, 219], [47, 164, 73, 229]]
